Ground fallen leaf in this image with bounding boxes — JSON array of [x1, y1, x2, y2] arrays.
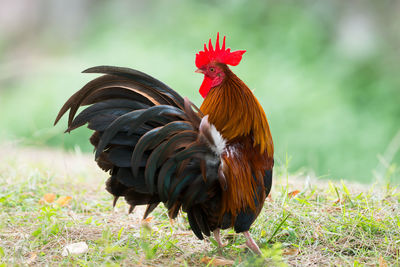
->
[[261, 229, 267, 237], [176, 232, 192, 236], [283, 247, 299, 256], [25, 252, 37, 264], [142, 216, 153, 223], [201, 256, 234, 266], [324, 206, 341, 213], [56, 196, 72, 206], [313, 225, 322, 239], [62, 242, 88, 256], [288, 190, 300, 198], [379, 255, 388, 267], [41, 193, 56, 204], [137, 254, 145, 266]]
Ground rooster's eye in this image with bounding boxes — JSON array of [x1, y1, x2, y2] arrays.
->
[[209, 67, 215, 72]]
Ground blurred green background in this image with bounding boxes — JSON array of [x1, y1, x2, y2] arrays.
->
[[0, 0, 399, 183]]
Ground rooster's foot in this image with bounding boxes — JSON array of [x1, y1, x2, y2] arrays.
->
[[243, 231, 261, 255], [213, 229, 228, 247]]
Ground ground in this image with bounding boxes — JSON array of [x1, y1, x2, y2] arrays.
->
[[0, 144, 399, 266]]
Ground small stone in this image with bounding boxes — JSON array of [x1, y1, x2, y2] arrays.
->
[[62, 242, 88, 256]]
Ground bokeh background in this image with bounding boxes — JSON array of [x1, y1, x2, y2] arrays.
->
[[0, 0, 399, 183]]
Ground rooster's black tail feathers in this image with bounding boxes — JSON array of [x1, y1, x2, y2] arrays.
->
[[55, 66, 226, 239]]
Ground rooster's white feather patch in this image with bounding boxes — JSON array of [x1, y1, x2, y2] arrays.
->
[[200, 115, 226, 155], [209, 124, 226, 155]]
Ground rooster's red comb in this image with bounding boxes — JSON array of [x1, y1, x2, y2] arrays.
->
[[195, 33, 246, 68]]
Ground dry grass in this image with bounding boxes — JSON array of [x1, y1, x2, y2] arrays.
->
[[0, 143, 399, 266]]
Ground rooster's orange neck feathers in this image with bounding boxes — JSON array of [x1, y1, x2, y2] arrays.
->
[[200, 66, 274, 219], [200, 67, 273, 157]]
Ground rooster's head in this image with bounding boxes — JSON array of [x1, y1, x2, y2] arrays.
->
[[195, 33, 246, 98]]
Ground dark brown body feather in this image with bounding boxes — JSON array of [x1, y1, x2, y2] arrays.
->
[[55, 65, 273, 240]]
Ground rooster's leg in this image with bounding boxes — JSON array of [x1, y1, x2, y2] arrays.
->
[[243, 231, 261, 255], [213, 229, 227, 247]]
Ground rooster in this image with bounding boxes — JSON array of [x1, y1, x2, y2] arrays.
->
[[55, 33, 274, 254]]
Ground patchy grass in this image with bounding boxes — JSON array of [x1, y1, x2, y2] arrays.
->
[[0, 144, 399, 266]]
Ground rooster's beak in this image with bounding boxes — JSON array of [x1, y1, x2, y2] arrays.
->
[[195, 69, 204, 74]]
